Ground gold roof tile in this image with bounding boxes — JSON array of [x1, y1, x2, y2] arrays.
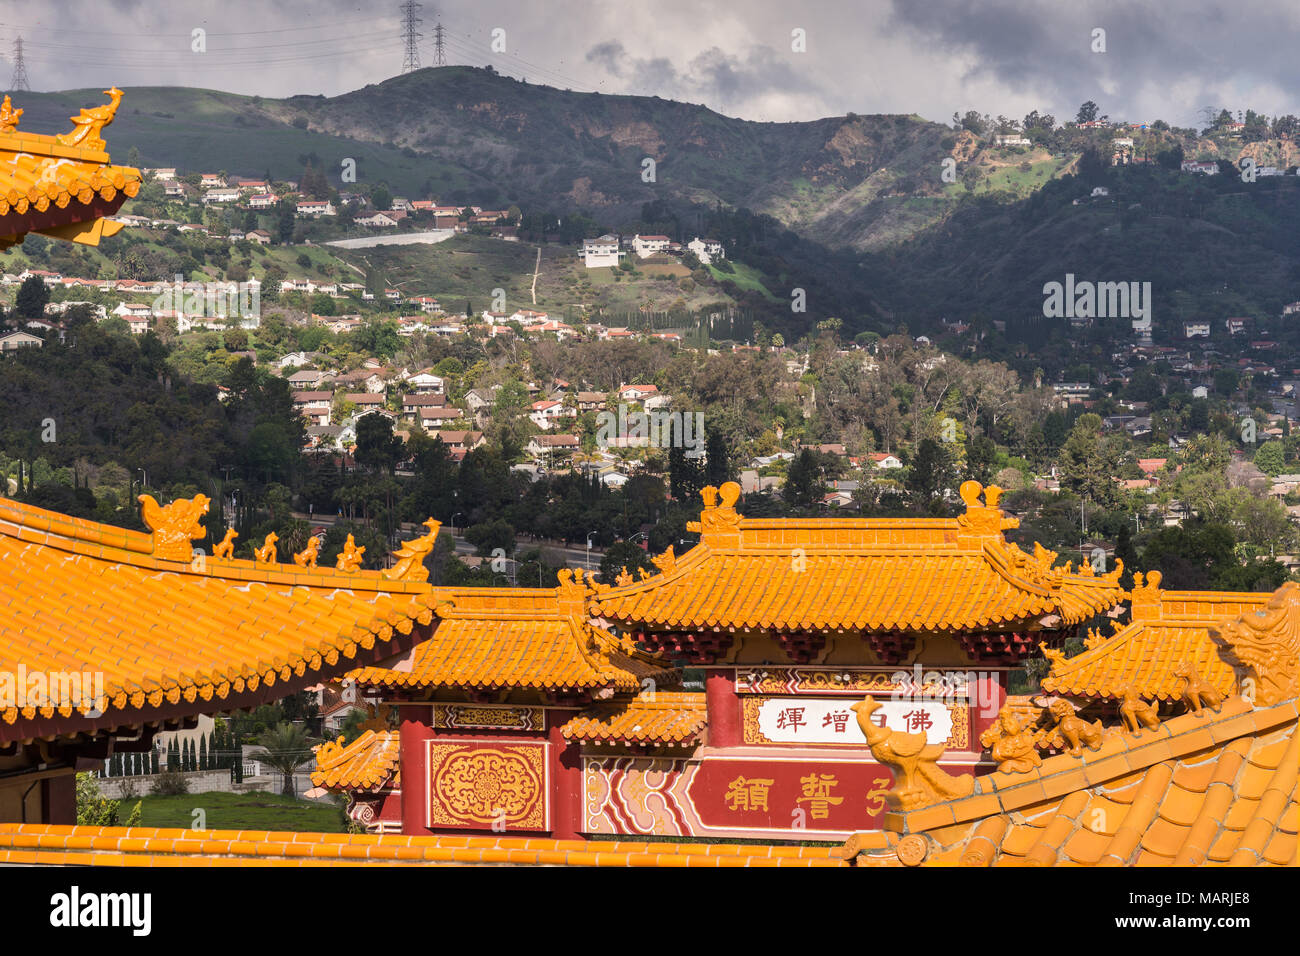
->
[[0, 497, 435, 734]]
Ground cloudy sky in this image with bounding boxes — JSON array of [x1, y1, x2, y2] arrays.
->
[[5, 0, 1298, 128]]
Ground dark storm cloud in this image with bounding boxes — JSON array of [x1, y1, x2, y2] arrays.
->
[[0, 0, 1295, 125], [585, 38, 825, 114], [885, 0, 1300, 125]]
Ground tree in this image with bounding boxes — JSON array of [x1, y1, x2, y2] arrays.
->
[[1254, 441, 1285, 476], [464, 518, 515, 558], [599, 540, 656, 583], [1141, 521, 1236, 590], [1076, 101, 1100, 124], [784, 449, 828, 509], [668, 444, 705, 504], [703, 429, 731, 486], [354, 413, 404, 474], [15, 275, 49, 319], [250, 722, 314, 796], [301, 163, 331, 200], [1058, 414, 1121, 507], [906, 438, 955, 512], [278, 201, 297, 244], [370, 184, 392, 212]]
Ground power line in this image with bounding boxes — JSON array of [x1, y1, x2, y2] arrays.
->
[[437, 33, 595, 92], [16, 28, 397, 56], [400, 0, 422, 74], [10, 35, 30, 91], [0, 16, 386, 39]]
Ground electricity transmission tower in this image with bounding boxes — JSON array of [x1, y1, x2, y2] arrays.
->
[[400, 0, 423, 73], [433, 20, 446, 66], [10, 36, 31, 92]]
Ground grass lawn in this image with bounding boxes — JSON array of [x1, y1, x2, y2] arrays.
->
[[126, 790, 348, 833], [708, 261, 778, 300]]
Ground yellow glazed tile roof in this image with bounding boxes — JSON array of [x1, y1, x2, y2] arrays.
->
[[0, 89, 141, 249], [591, 481, 1125, 633], [0, 496, 440, 733], [0, 824, 847, 867], [561, 691, 707, 745], [844, 584, 1300, 867], [1042, 574, 1273, 701], [350, 575, 672, 694], [311, 729, 400, 792], [845, 697, 1297, 867]]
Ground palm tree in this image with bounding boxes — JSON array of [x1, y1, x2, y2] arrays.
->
[[250, 722, 314, 797]]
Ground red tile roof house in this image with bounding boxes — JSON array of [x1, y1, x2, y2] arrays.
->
[[529, 400, 571, 430], [618, 384, 659, 402]]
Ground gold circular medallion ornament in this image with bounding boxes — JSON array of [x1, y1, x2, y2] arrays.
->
[[896, 834, 929, 866]]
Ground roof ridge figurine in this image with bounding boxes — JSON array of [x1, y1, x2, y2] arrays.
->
[[138, 493, 209, 561], [56, 87, 123, 151], [383, 518, 440, 582]]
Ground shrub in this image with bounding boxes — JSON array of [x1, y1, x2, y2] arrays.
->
[[149, 770, 190, 796]]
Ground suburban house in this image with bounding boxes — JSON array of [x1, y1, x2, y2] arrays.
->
[[287, 369, 325, 388], [528, 400, 569, 430], [296, 200, 336, 218], [202, 187, 241, 204], [581, 235, 622, 268], [869, 452, 904, 470], [687, 237, 725, 264], [246, 229, 272, 244], [526, 433, 580, 462], [994, 134, 1032, 147], [1181, 160, 1220, 175], [248, 192, 278, 209], [356, 210, 408, 228], [291, 390, 334, 426], [401, 394, 447, 419], [419, 406, 464, 431], [618, 384, 659, 402], [0, 331, 43, 353], [464, 387, 498, 413], [632, 234, 672, 257], [427, 430, 485, 454], [404, 372, 445, 394], [1184, 322, 1211, 339]]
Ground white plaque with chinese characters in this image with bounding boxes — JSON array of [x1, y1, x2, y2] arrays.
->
[[753, 697, 953, 746]]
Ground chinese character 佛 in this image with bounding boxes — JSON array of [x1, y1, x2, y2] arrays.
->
[[903, 709, 934, 734]]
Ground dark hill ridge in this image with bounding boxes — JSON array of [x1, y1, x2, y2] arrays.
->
[[18, 67, 970, 249]]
